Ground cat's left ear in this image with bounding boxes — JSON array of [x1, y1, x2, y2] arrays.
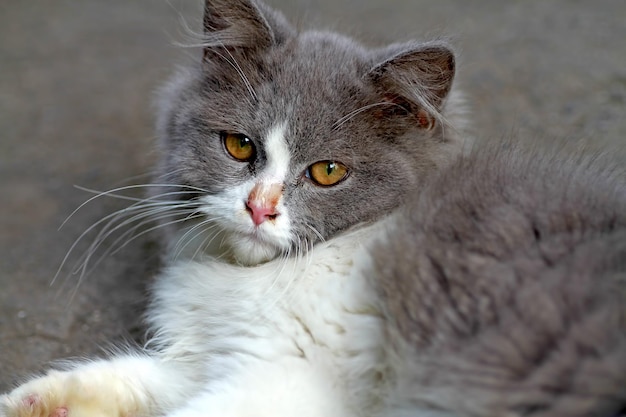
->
[[202, 0, 293, 56], [367, 42, 455, 129]]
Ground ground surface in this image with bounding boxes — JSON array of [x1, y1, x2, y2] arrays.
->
[[1, 0, 625, 391]]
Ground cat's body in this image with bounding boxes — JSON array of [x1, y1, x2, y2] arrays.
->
[[373, 138, 626, 416], [2, 1, 625, 417]]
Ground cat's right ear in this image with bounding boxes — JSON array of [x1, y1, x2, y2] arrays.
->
[[367, 42, 456, 130], [202, 0, 293, 58]]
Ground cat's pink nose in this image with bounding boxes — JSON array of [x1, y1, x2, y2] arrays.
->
[[246, 182, 283, 226], [245, 200, 279, 226]]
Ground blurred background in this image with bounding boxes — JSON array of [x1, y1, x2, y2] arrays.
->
[[1, 0, 625, 391]]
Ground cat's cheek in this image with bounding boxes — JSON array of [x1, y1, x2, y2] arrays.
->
[[267, 201, 293, 246]]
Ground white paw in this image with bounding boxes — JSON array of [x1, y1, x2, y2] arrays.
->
[[1, 368, 142, 417], [1, 390, 67, 417]]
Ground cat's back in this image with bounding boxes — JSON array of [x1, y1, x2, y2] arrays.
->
[[370, 138, 626, 417]]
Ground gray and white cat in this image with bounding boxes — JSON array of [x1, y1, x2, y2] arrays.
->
[[1, 1, 624, 417]]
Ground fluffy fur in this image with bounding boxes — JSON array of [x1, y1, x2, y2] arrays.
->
[[373, 138, 626, 417]]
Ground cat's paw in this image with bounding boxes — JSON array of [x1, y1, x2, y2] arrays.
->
[[0, 390, 68, 417], [1, 368, 139, 417]]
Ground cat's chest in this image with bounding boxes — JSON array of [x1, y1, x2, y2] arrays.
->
[[152, 222, 386, 366], [149, 222, 389, 413]]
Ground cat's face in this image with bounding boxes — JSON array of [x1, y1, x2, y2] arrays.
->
[[154, 0, 463, 265]]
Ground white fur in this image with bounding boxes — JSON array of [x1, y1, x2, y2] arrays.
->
[[1, 221, 395, 417], [262, 122, 290, 183], [149, 221, 389, 416]]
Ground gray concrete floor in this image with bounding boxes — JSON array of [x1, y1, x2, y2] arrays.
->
[[1, 0, 625, 391]]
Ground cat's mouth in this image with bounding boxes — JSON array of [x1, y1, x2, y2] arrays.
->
[[240, 228, 273, 245], [226, 229, 285, 265], [192, 197, 292, 265]]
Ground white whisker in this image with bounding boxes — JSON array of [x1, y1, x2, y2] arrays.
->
[[333, 102, 403, 131], [54, 180, 209, 287], [80, 212, 206, 280], [306, 224, 325, 243], [190, 221, 230, 262], [222, 47, 257, 102], [61, 183, 208, 230], [57, 200, 197, 281], [172, 219, 222, 261], [80, 206, 201, 271]]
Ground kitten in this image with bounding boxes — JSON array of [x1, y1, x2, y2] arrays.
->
[[3, 1, 623, 417], [0, 1, 467, 417]]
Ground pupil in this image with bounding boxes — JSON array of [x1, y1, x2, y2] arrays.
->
[[326, 162, 335, 175], [240, 137, 249, 148]]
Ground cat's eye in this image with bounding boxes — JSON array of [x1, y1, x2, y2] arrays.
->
[[222, 132, 255, 162], [306, 161, 349, 186]]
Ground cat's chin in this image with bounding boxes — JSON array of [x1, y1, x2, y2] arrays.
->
[[164, 219, 286, 266], [226, 233, 283, 266]]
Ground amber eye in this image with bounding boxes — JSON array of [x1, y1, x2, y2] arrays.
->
[[306, 161, 349, 186], [222, 132, 255, 162]]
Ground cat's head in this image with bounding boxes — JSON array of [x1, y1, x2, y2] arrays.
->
[[154, 0, 467, 265]]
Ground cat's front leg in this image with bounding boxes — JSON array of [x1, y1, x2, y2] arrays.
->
[[0, 355, 192, 417]]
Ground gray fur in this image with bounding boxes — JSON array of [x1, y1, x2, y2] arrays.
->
[[371, 138, 626, 417], [153, 0, 467, 254]]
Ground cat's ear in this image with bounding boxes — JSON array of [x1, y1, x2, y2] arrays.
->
[[367, 42, 455, 129], [202, 0, 293, 56]]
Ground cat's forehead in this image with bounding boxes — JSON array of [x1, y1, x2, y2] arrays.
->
[[286, 32, 367, 73], [268, 32, 369, 97], [253, 33, 375, 159]]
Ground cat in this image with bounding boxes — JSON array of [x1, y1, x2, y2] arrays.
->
[[0, 0, 467, 416], [2, 1, 625, 417]]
